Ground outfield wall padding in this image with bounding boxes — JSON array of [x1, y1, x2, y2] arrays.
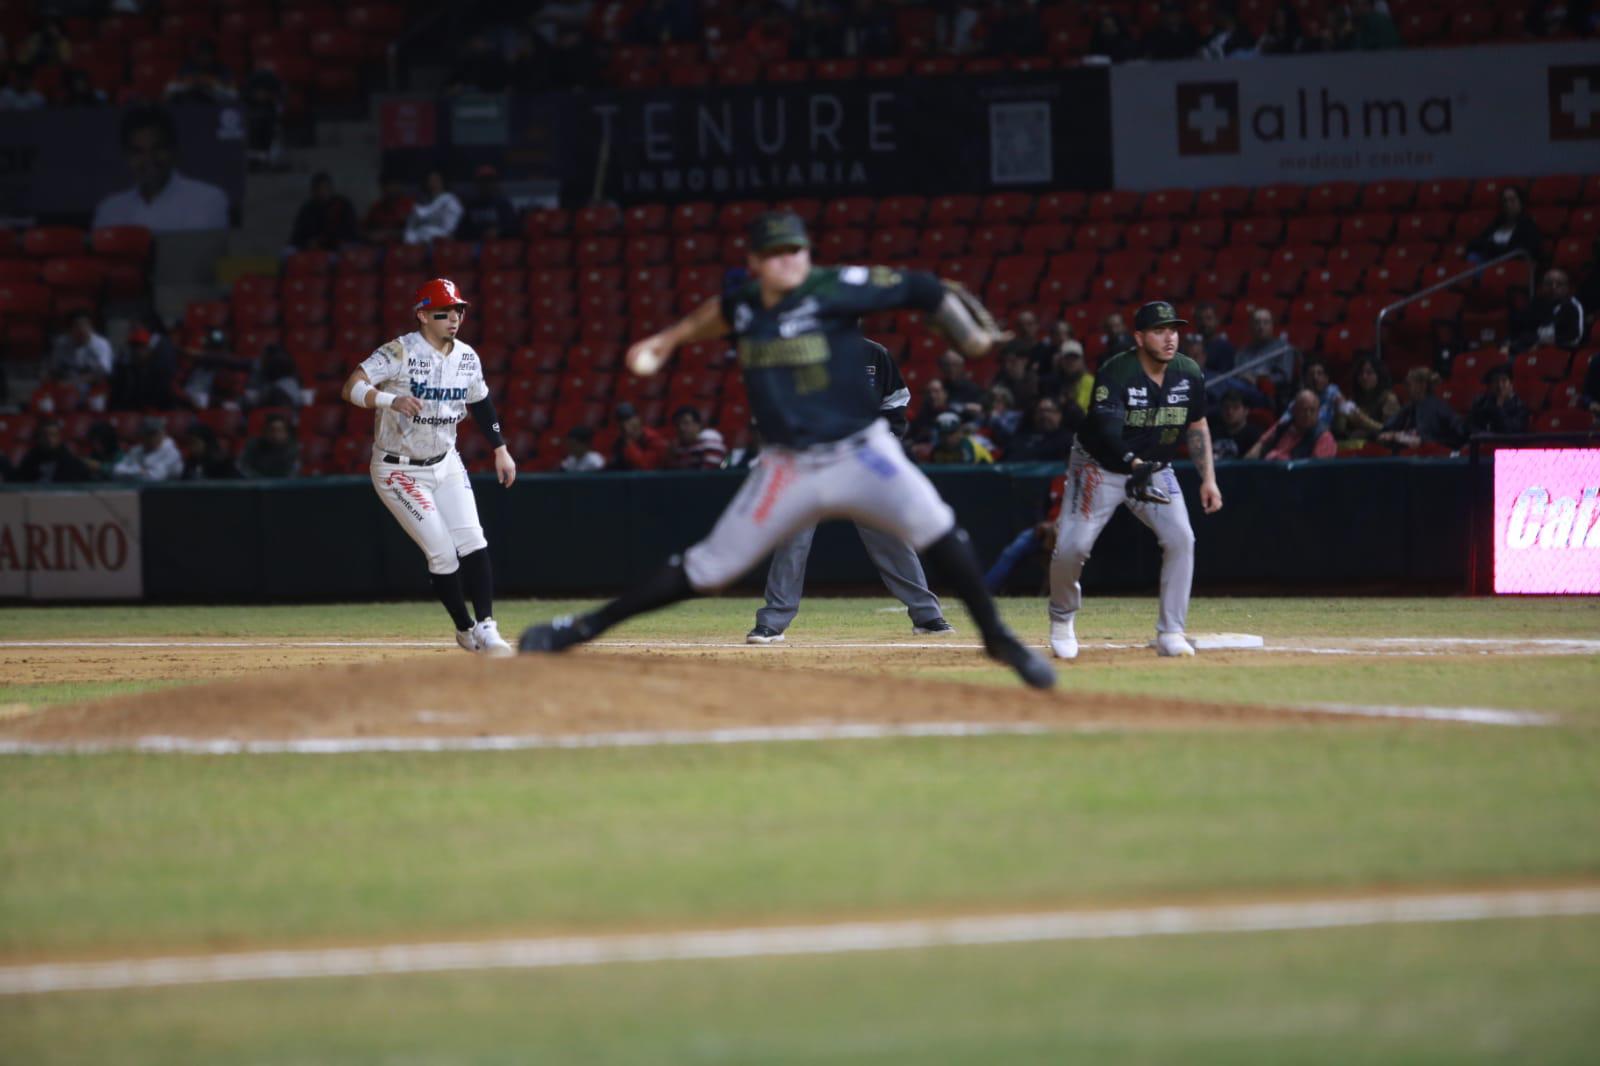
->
[[119, 458, 1468, 601]]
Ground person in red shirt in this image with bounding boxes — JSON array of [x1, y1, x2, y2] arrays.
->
[[611, 402, 671, 470]]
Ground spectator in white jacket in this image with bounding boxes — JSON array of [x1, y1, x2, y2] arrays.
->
[[403, 169, 463, 245], [112, 418, 185, 482]]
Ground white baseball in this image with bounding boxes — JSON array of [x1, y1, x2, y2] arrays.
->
[[630, 344, 664, 376]]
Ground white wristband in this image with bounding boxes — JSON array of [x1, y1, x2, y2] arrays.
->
[[373, 390, 396, 409], [349, 380, 373, 407]]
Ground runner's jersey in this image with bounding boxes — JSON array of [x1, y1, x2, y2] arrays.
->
[[1078, 348, 1206, 470], [720, 266, 944, 447], [359, 331, 489, 458]]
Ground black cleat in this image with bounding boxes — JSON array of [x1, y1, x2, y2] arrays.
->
[[518, 615, 587, 654], [912, 617, 956, 635], [745, 624, 786, 645], [987, 634, 1058, 690]]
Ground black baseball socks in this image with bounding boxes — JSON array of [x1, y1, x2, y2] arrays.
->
[[429, 570, 474, 632], [567, 554, 695, 641], [457, 548, 495, 623]]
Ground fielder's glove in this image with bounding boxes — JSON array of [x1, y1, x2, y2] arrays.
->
[[1125, 462, 1172, 505]]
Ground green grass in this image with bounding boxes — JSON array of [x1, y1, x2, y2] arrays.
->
[[6, 917, 1599, 1064], [5, 730, 1599, 956], [3, 595, 1598, 640]]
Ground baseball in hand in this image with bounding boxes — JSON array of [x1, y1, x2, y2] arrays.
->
[[627, 342, 665, 377]]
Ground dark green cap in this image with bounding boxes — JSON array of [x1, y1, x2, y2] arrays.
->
[[747, 210, 810, 253], [1133, 301, 1187, 330]]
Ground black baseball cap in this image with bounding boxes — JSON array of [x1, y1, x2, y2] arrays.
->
[[747, 210, 810, 253], [1133, 301, 1187, 330]]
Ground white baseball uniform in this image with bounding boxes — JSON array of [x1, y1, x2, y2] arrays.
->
[[360, 332, 490, 575]]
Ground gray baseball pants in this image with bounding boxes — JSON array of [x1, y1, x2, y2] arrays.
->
[[755, 522, 944, 634], [1048, 443, 1195, 636]]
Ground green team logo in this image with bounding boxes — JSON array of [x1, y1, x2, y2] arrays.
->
[[1094, 385, 1109, 403]]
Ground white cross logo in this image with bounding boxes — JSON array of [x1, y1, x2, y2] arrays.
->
[[1187, 93, 1232, 144], [1560, 76, 1599, 129]]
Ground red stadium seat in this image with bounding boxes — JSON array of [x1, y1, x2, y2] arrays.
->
[[1251, 184, 1306, 216], [979, 192, 1034, 223], [927, 196, 980, 226], [90, 226, 153, 263], [876, 195, 926, 228], [1087, 190, 1141, 221], [21, 227, 85, 258], [1140, 188, 1195, 219], [1306, 181, 1360, 216], [1034, 190, 1087, 220], [1358, 180, 1415, 214], [1414, 178, 1470, 212], [1192, 186, 1250, 217]]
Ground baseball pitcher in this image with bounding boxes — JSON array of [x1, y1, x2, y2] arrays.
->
[[1047, 301, 1223, 660], [520, 211, 1054, 689], [747, 338, 952, 643], [341, 277, 517, 655]]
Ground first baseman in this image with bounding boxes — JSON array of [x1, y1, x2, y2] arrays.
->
[[520, 211, 1055, 689], [341, 277, 517, 656], [746, 338, 952, 644], [1048, 301, 1222, 660]]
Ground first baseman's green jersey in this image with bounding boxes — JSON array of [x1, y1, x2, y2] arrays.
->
[[720, 265, 944, 448], [1079, 348, 1206, 471]]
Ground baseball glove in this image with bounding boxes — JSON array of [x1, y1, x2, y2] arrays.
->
[[1125, 462, 1172, 505], [931, 280, 1012, 357]]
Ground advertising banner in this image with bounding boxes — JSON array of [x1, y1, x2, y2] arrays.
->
[[1493, 448, 1600, 594], [0, 491, 143, 600], [1111, 41, 1600, 189], [0, 101, 245, 226]]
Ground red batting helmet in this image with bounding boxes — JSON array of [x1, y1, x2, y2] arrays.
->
[[414, 277, 469, 312]]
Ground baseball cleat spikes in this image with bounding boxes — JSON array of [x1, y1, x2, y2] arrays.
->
[[518, 615, 587, 654], [986, 633, 1058, 690]]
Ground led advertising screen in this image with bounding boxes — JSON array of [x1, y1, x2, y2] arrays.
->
[[1494, 448, 1600, 594]]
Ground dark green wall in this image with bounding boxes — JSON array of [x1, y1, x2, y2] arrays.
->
[[131, 458, 1469, 601]]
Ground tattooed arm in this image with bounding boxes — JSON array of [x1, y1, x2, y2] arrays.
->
[[1187, 418, 1223, 514]]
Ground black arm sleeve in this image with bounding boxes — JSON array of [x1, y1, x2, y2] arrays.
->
[[1080, 409, 1135, 472], [467, 396, 505, 447]]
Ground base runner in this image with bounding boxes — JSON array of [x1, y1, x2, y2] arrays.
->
[[341, 277, 517, 655], [519, 211, 1054, 689], [1047, 301, 1223, 660]]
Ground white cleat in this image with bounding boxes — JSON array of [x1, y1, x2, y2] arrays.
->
[[455, 627, 481, 653], [473, 617, 515, 658], [1156, 632, 1196, 657], [1049, 619, 1079, 660]]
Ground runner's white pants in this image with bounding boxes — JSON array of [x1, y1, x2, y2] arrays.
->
[[684, 420, 956, 592], [370, 449, 487, 575]]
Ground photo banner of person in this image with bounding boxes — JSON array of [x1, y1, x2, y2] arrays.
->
[[0, 101, 246, 230], [1111, 40, 1600, 189]]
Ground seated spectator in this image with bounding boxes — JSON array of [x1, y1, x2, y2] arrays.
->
[[1246, 389, 1337, 461], [982, 385, 1022, 453], [62, 68, 108, 107], [183, 329, 249, 410], [459, 165, 518, 242], [1005, 396, 1074, 461], [1145, 3, 1201, 59], [907, 379, 953, 445], [1003, 309, 1053, 377], [1337, 355, 1402, 444], [364, 172, 415, 244], [1349, 0, 1401, 49], [1039, 343, 1094, 428], [112, 417, 184, 481], [1048, 317, 1085, 366], [668, 405, 727, 469], [1275, 357, 1344, 437], [928, 411, 993, 464], [1088, 11, 1141, 61], [93, 105, 230, 232], [1379, 368, 1466, 450], [237, 412, 300, 478], [288, 173, 360, 252], [939, 349, 985, 412], [1235, 307, 1300, 402], [166, 39, 236, 102], [403, 170, 463, 245], [1207, 391, 1263, 460], [1194, 301, 1236, 374], [1509, 268, 1586, 353], [1581, 349, 1600, 427], [17, 20, 70, 67], [0, 65, 45, 110], [559, 424, 606, 471], [1257, 4, 1306, 54], [1465, 186, 1543, 265], [989, 347, 1038, 413], [611, 402, 670, 470], [181, 423, 239, 480], [48, 313, 115, 394], [1201, 6, 1256, 58], [82, 422, 124, 480], [1098, 311, 1134, 361], [1468, 365, 1531, 435], [245, 343, 303, 409], [13, 419, 91, 483], [110, 325, 179, 411]]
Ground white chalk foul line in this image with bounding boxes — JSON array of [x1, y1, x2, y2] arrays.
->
[[4, 887, 1597, 997]]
